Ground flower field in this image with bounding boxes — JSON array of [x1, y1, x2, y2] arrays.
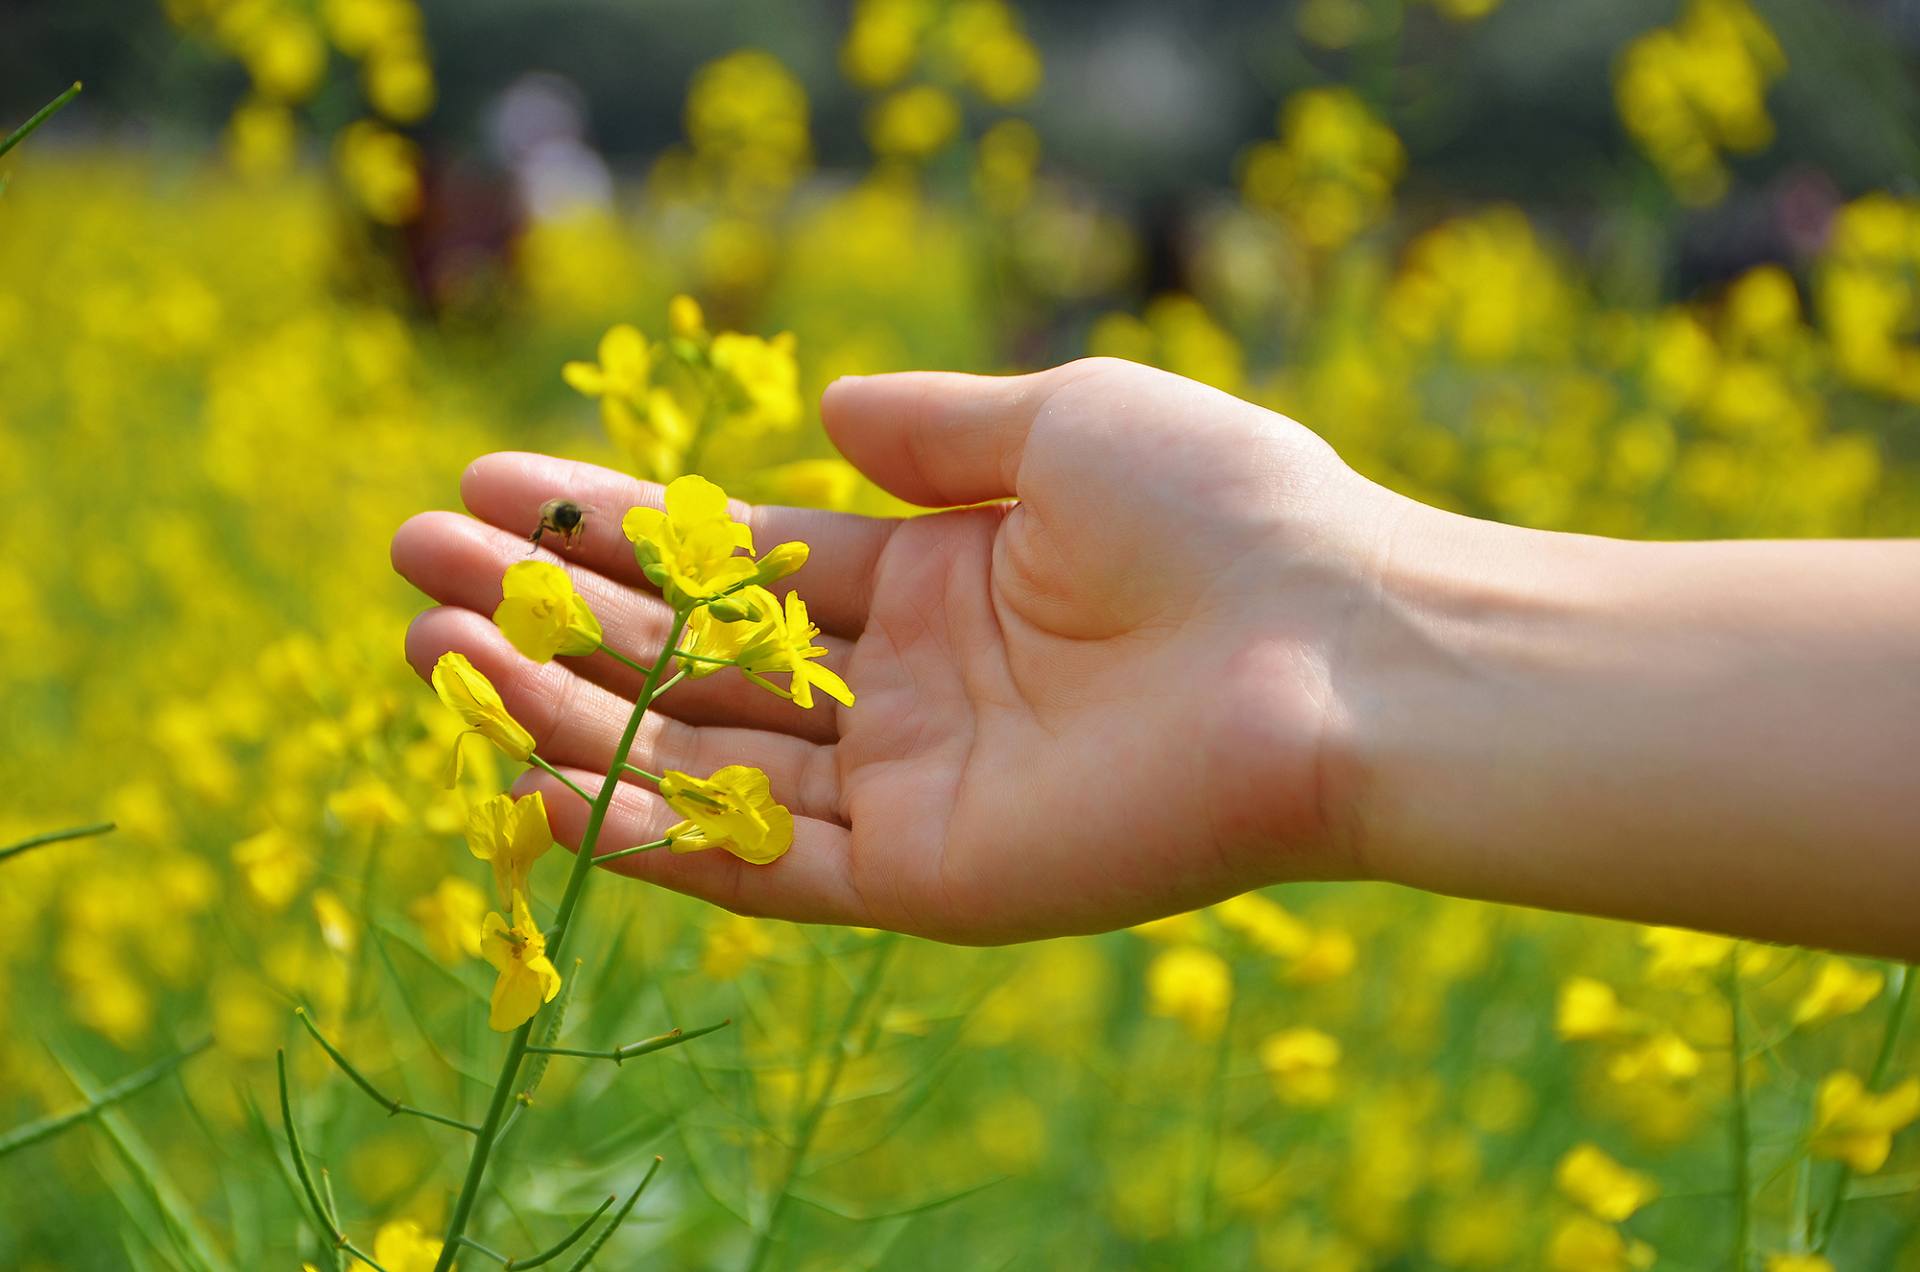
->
[[1, 1, 1917, 1268]]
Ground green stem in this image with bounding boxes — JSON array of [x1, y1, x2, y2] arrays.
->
[[457, 1236, 511, 1265], [503, 1194, 614, 1269], [744, 939, 894, 1272], [592, 837, 668, 865], [1729, 946, 1753, 1272], [529, 755, 592, 804], [527, 1019, 730, 1063], [431, 609, 691, 1272], [0, 1037, 207, 1158], [294, 1009, 480, 1134], [669, 649, 734, 666], [563, 1157, 662, 1271], [0, 819, 114, 865], [618, 764, 664, 786], [278, 1051, 391, 1272], [0, 81, 82, 160], [600, 647, 650, 675], [1815, 963, 1914, 1252]]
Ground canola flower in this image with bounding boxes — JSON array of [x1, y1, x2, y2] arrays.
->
[[659, 765, 796, 865], [492, 561, 603, 662]]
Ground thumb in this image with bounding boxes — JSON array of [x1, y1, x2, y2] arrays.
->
[[820, 365, 1080, 507]]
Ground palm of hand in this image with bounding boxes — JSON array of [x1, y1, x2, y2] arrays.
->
[[394, 361, 1368, 941]]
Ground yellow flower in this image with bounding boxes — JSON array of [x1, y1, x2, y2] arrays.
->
[[1546, 1215, 1654, 1272], [622, 475, 758, 607], [1767, 1255, 1835, 1272], [711, 330, 803, 432], [1557, 977, 1641, 1041], [465, 791, 553, 906], [701, 913, 776, 979], [1555, 1144, 1658, 1221], [1792, 958, 1884, 1027], [1146, 946, 1232, 1040], [232, 826, 312, 911], [408, 876, 487, 964], [659, 765, 795, 865], [679, 586, 853, 709], [1258, 1027, 1340, 1105], [562, 323, 652, 418], [431, 652, 535, 785], [493, 561, 603, 663], [1811, 1071, 1920, 1173], [371, 1219, 446, 1272], [1607, 1032, 1702, 1086], [479, 893, 563, 1031]]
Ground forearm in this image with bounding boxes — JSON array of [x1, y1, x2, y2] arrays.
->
[[1338, 502, 1920, 959]]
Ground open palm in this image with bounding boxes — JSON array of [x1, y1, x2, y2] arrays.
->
[[393, 360, 1378, 942]]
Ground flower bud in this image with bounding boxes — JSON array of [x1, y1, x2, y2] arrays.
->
[[752, 541, 809, 585]]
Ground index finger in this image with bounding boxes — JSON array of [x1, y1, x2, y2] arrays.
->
[[459, 452, 896, 638]]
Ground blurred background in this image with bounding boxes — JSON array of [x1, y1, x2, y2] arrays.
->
[[2, 1, 1919, 1269]]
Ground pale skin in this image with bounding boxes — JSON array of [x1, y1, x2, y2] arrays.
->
[[391, 358, 1920, 960]]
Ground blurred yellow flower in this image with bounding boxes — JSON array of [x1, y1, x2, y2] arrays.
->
[[701, 913, 776, 979], [623, 475, 758, 607], [334, 120, 421, 225], [1767, 1255, 1835, 1272], [1811, 1071, 1920, 1173], [1258, 1027, 1340, 1105], [493, 561, 603, 663], [1606, 1032, 1702, 1086], [431, 652, 535, 784], [371, 1218, 445, 1272], [1555, 1144, 1658, 1221], [1146, 946, 1233, 1040], [1792, 958, 1884, 1027], [479, 893, 562, 1031], [563, 323, 652, 423], [867, 84, 962, 160], [1239, 87, 1403, 250], [712, 330, 804, 433], [1546, 1214, 1654, 1272], [1557, 977, 1640, 1041], [232, 826, 312, 911], [465, 791, 553, 907], [408, 876, 487, 964], [660, 765, 795, 865]]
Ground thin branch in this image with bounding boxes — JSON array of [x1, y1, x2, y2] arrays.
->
[[294, 1009, 479, 1134], [0, 819, 114, 865], [505, 1195, 614, 1269], [0, 1037, 207, 1158], [529, 756, 593, 804], [527, 1019, 731, 1064], [0, 81, 82, 160], [456, 1236, 511, 1265], [276, 1051, 389, 1272], [592, 836, 669, 866], [563, 1159, 662, 1271]]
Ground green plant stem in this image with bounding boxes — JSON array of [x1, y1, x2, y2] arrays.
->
[[527, 1019, 730, 1063], [0, 81, 81, 160], [431, 609, 690, 1272], [0, 819, 114, 865], [277, 1051, 389, 1271], [669, 648, 734, 666], [600, 647, 650, 674], [0, 1036, 207, 1157], [1729, 947, 1754, 1272], [617, 764, 663, 786], [744, 938, 894, 1272], [529, 755, 592, 804], [592, 836, 668, 865], [563, 1158, 662, 1272], [458, 1236, 511, 1265], [1815, 963, 1914, 1252], [294, 1008, 480, 1134], [504, 1194, 614, 1269]]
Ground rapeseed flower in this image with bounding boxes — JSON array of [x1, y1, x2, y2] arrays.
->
[[1146, 946, 1232, 1039], [1791, 958, 1884, 1026], [408, 876, 486, 964], [623, 475, 758, 606], [1810, 1071, 1920, 1173], [679, 586, 853, 709], [659, 765, 794, 865], [479, 893, 563, 1031], [465, 791, 552, 907], [432, 652, 535, 783], [1258, 1026, 1340, 1105], [371, 1219, 446, 1272], [493, 561, 602, 663], [1555, 1144, 1658, 1221]]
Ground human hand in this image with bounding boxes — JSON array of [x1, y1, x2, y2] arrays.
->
[[392, 358, 1401, 942]]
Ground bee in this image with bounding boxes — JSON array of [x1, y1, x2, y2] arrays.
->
[[530, 498, 589, 552]]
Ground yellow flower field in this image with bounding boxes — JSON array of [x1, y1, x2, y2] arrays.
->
[[1, 1, 1916, 1268]]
